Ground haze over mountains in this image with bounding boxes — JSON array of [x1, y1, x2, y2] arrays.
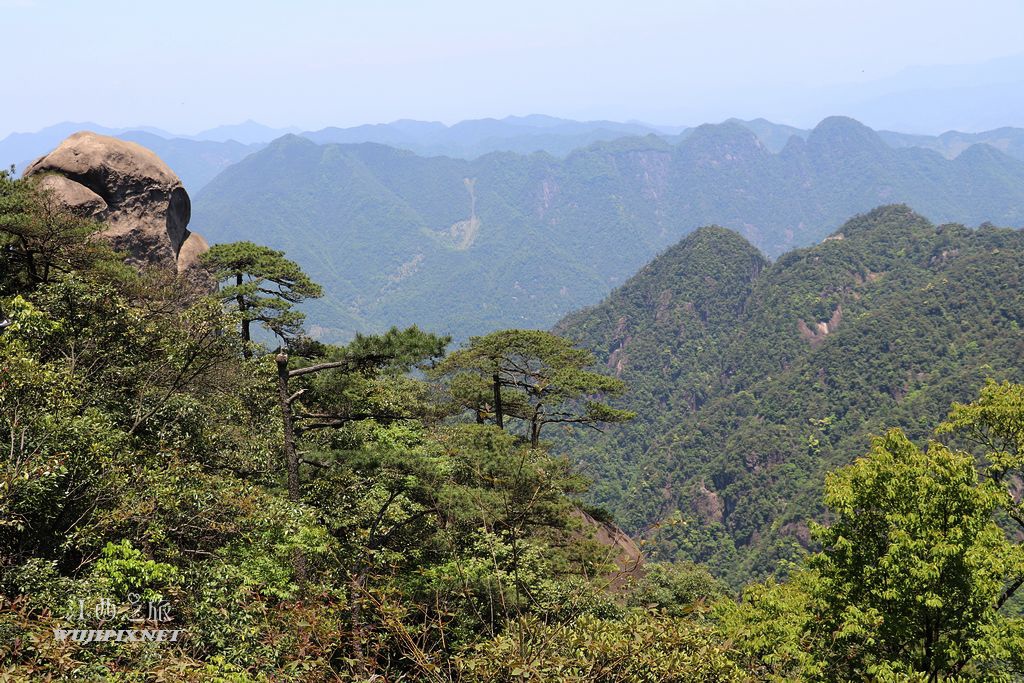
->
[[8, 112, 1024, 347], [755, 52, 1024, 133], [7, 114, 1024, 194], [192, 116, 1024, 342], [854, 53, 1024, 132]]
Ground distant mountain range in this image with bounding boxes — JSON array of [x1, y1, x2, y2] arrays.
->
[[554, 205, 1024, 585], [300, 115, 669, 159], [7, 115, 1024, 195], [0, 122, 270, 193], [190, 120, 302, 145], [191, 116, 1024, 342]]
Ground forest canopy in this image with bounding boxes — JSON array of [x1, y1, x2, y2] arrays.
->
[[3, 168, 1024, 680]]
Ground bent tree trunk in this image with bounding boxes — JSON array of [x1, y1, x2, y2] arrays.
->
[[492, 372, 504, 429], [530, 404, 544, 449], [237, 273, 252, 358]]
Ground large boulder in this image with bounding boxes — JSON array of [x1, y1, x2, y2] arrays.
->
[[24, 131, 208, 273]]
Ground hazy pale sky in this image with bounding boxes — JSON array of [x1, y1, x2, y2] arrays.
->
[[3, 0, 1023, 136]]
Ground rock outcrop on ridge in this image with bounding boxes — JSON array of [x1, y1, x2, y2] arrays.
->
[[24, 131, 208, 272]]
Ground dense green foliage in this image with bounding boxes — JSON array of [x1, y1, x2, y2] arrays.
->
[[194, 117, 1024, 341], [0, 169, 730, 680], [6, 160, 1024, 679], [556, 205, 1024, 585], [807, 430, 1024, 679]]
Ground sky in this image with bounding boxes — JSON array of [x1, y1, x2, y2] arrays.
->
[[3, 0, 1024, 137]]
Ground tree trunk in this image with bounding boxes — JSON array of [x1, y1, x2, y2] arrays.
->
[[492, 372, 504, 429], [348, 569, 367, 675], [236, 273, 252, 358], [532, 409, 548, 450], [276, 352, 307, 583]]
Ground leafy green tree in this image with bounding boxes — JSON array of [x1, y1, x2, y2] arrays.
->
[[807, 429, 1024, 680], [269, 325, 448, 601], [432, 329, 635, 447], [714, 570, 819, 681], [625, 560, 726, 617], [940, 379, 1024, 583], [201, 241, 323, 353], [273, 325, 449, 501]]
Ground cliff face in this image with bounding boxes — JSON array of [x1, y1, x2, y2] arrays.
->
[[24, 131, 208, 273]]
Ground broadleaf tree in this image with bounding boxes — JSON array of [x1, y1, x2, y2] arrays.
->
[[806, 428, 1024, 680]]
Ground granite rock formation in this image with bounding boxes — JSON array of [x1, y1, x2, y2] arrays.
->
[[24, 131, 208, 272]]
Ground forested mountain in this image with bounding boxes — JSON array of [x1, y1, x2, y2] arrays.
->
[[555, 205, 1024, 585], [0, 116, 669, 185], [6, 143, 1024, 679], [726, 120, 1024, 161], [194, 117, 1024, 342], [7, 115, 1023, 196]]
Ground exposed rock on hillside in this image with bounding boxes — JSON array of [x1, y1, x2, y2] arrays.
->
[[556, 206, 1024, 585], [24, 131, 208, 272], [574, 509, 644, 588], [192, 117, 1024, 341]]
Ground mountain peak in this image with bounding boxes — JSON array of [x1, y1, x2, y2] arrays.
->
[[267, 133, 315, 148], [557, 224, 767, 343], [688, 120, 762, 142], [821, 204, 935, 250], [678, 121, 768, 162], [681, 224, 762, 254], [808, 116, 888, 152]]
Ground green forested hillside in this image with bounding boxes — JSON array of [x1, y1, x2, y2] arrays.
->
[[0, 166, 737, 680], [555, 205, 1024, 585], [6, 166, 1024, 680], [194, 117, 1024, 342]]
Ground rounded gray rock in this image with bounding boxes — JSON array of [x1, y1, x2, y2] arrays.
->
[[24, 131, 207, 272]]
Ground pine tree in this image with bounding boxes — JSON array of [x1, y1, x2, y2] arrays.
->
[[201, 241, 322, 354]]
